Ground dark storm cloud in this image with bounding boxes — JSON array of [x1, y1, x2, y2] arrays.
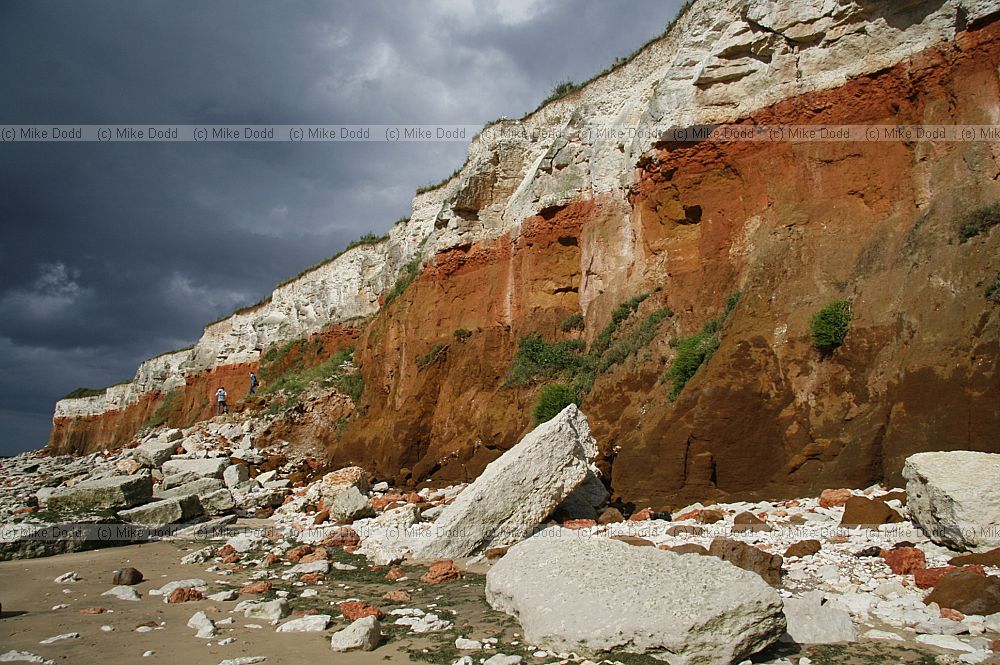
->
[[0, 0, 681, 455]]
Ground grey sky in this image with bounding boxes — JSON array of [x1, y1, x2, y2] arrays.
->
[[0, 0, 682, 456]]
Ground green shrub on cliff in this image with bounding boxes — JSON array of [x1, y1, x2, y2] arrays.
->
[[810, 300, 852, 354], [561, 312, 585, 332], [599, 308, 672, 372], [417, 343, 447, 369], [959, 201, 1000, 242], [261, 347, 358, 403], [533, 383, 579, 424], [504, 335, 586, 386], [664, 292, 740, 400], [666, 331, 720, 401]]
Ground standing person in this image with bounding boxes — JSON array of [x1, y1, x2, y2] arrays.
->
[[216, 386, 228, 415], [248, 371, 258, 396]]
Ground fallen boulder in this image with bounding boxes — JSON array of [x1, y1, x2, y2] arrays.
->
[[118, 495, 203, 528], [904, 451, 1000, 551], [155, 477, 225, 500], [330, 616, 380, 652], [161, 458, 228, 479], [839, 496, 903, 529], [328, 486, 374, 522], [132, 438, 178, 468], [782, 591, 856, 644], [410, 404, 598, 560], [924, 569, 1000, 615], [485, 536, 785, 663], [708, 538, 783, 586], [45, 474, 152, 513]]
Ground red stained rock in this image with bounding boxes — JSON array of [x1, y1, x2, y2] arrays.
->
[[732, 512, 773, 533], [338, 600, 384, 621], [240, 581, 273, 595], [819, 488, 854, 508], [112, 567, 143, 586], [708, 538, 783, 586], [840, 497, 903, 528], [384, 566, 405, 581], [483, 547, 508, 560], [262, 553, 280, 568], [300, 549, 329, 563], [79, 607, 107, 615], [299, 572, 324, 584], [321, 527, 360, 548], [313, 509, 330, 525], [784, 540, 822, 558], [939, 607, 965, 621], [167, 588, 204, 603], [881, 547, 926, 575], [221, 554, 239, 565], [610, 535, 656, 547], [383, 591, 411, 603], [924, 569, 1000, 615], [217, 544, 236, 557], [950, 548, 1000, 567], [285, 545, 313, 562], [562, 519, 596, 530], [698, 509, 726, 525], [420, 560, 461, 584], [915, 566, 985, 589], [629, 508, 653, 522], [597, 507, 625, 524], [664, 543, 709, 556]]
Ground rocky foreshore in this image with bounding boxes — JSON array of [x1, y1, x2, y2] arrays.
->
[[2, 406, 1000, 664]]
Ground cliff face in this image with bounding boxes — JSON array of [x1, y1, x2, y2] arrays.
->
[[50, 0, 1000, 509]]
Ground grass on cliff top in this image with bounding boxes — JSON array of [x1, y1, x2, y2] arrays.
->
[[61, 387, 107, 400], [203, 231, 391, 329]]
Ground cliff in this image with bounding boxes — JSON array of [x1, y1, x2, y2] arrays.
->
[[50, 0, 1000, 510]]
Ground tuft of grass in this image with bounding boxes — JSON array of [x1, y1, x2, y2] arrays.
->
[[959, 201, 1000, 242], [453, 328, 472, 341], [504, 335, 586, 387], [540, 80, 580, 106], [417, 343, 447, 369], [599, 308, 672, 372], [592, 293, 650, 357], [533, 383, 580, 425], [664, 292, 740, 400], [61, 387, 107, 400], [561, 312, 585, 333], [986, 271, 1000, 303], [810, 300, 852, 355], [416, 166, 465, 195], [384, 257, 422, 306]]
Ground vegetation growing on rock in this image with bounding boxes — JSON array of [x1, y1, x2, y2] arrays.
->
[[665, 292, 740, 401], [533, 383, 579, 424], [810, 300, 852, 355], [958, 200, 1000, 242]]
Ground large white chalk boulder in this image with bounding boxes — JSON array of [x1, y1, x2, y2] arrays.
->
[[485, 535, 785, 664], [904, 451, 1000, 551], [118, 495, 203, 528], [45, 474, 153, 512], [161, 458, 229, 479], [409, 404, 597, 560], [782, 591, 857, 644], [132, 438, 178, 468]]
